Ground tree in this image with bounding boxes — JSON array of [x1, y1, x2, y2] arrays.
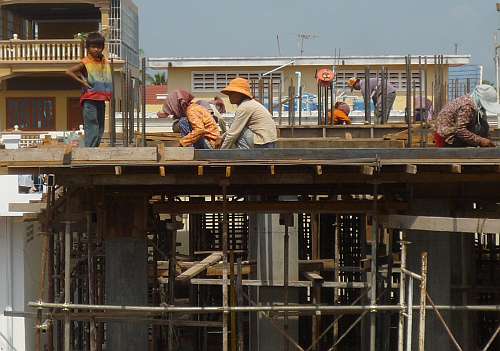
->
[[149, 73, 166, 86]]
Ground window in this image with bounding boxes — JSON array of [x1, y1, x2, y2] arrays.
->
[[335, 70, 424, 91], [192, 71, 282, 92], [7, 98, 56, 130]]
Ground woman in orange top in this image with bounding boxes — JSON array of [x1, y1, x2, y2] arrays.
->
[[162, 90, 221, 149], [328, 102, 352, 125]]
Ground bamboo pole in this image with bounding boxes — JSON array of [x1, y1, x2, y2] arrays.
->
[[418, 252, 428, 351]]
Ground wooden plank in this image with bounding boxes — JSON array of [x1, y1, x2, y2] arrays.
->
[[164, 147, 194, 161], [176, 252, 222, 282], [207, 263, 254, 276], [451, 164, 462, 174], [9, 202, 47, 213], [299, 259, 335, 272], [153, 200, 407, 214], [159, 166, 166, 177], [406, 164, 418, 174], [0, 148, 65, 163], [361, 165, 375, 176], [379, 215, 500, 234], [277, 138, 405, 149], [72, 147, 158, 162], [303, 271, 324, 282]]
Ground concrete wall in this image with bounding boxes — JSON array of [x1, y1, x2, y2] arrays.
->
[[0, 218, 44, 351]]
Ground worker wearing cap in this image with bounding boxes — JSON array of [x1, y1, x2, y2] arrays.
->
[[434, 85, 498, 147], [219, 78, 278, 149], [347, 77, 397, 124]]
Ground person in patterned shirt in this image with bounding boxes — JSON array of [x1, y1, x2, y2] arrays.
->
[[434, 85, 500, 147]]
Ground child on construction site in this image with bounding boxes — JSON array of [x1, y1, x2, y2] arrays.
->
[[328, 102, 352, 125], [66, 32, 112, 147]]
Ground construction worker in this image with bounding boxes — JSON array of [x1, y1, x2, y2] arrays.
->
[[434, 85, 499, 147], [328, 102, 352, 125], [160, 90, 221, 149], [219, 78, 278, 149], [347, 77, 397, 124]]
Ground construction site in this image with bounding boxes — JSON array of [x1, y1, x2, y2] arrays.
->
[[0, 1, 500, 351]]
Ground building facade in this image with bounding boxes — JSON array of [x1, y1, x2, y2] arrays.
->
[[149, 55, 471, 114], [0, 0, 139, 133]]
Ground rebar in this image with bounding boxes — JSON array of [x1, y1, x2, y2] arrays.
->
[[141, 57, 147, 147], [369, 183, 378, 351], [481, 324, 500, 351], [222, 184, 229, 351], [406, 55, 413, 147], [110, 58, 116, 146], [364, 67, 371, 124]]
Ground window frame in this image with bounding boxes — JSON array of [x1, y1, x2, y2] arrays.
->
[[6, 97, 56, 131]]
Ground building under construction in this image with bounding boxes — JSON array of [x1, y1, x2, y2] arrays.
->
[[0, 1, 498, 349], [1, 55, 500, 351]]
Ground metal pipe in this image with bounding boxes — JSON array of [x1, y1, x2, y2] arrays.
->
[[28, 301, 500, 313], [364, 67, 371, 124], [397, 238, 407, 351], [426, 293, 463, 351], [236, 258, 244, 351], [141, 57, 147, 147], [262, 60, 295, 77], [128, 71, 134, 144], [64, 221, 71, 351], [87, 211, 97, 351], [369, 183, 378, 351], [481, 324, 500, 351], [284, 222, 290, 351], [418, 252, 428, 351], [222, 184, 229, 351], [401, 268, 422, 281], [406, 277, 414, 351]]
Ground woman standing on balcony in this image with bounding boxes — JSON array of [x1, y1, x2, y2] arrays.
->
[[66, 32, 112, 147]]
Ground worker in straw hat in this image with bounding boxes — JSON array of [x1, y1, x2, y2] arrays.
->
[[347, 76, 397, 124], [434, 85, 499, 147], [218, 77, 278, 149]]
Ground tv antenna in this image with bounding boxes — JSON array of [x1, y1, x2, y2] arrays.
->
[[297, 33, 319, 56]]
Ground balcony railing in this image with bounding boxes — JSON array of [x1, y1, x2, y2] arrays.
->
[[0, 39, 86, 62]]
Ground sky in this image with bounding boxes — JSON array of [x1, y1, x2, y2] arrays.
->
[[134, 0, 499, 80]]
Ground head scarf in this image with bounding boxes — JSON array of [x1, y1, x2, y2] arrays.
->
[[213, 97, 226, 114], [335, 101, 350, 115], [470, 87, 487, 123], [162, 90, 194, 118]]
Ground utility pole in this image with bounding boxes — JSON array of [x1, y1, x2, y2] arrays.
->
[[297, 33, 319, 56]]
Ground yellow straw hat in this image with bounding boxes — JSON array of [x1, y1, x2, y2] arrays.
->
[[347, 77, 359, 88], [221, 78, 253, 99]]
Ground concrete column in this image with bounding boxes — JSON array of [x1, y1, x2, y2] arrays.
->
[[248, 212, 299, 351], [406, 199, 457, 351], [103, 196, 148, 351]]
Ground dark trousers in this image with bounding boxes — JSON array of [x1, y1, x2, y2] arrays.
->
[[83, 100, 105, 147]]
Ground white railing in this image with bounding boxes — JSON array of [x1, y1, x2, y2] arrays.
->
[[0, 39, 86, 62]]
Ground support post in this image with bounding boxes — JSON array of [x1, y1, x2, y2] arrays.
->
[[369, 183, 378, 351], [64, 221, 71, 351], [418, 252, 428, 351], [398, 237, 407, 351], [406, 277, 414, 351], [222, 183, 229, 351]]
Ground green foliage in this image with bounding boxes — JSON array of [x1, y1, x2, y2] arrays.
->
[[149, 73, 166, 85]]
